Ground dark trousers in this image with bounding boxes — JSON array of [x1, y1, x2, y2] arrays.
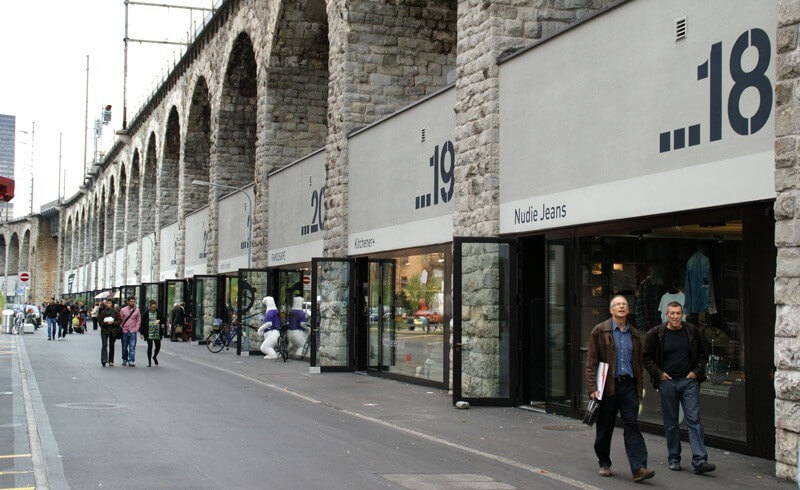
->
[[58, 320, 68, 338], [147, 339, 161, 365], [594, 377, 648, 474], [658, 377, 708, 468], [101, 332, 116, 364]]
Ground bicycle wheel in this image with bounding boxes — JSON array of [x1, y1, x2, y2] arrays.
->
[[13, 319, 23, 335], [206, 332, 224, 353], [279, 333, 289, 362]]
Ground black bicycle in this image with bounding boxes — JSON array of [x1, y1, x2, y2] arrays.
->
[[275, 322, 290, 362], [206, 321, 239, 353]]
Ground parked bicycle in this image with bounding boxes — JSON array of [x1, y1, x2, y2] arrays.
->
[[206, 319, 240, 353], [275, 321, 290, 362]]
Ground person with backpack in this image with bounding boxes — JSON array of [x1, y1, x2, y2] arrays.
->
[[119, 297, 142, 367]]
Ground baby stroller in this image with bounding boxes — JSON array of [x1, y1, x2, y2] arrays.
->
[[71, 315, 85, 334]]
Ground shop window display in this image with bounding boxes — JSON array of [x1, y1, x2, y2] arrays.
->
[[384, 251, 448, 383], [578, 221, 745, 441]]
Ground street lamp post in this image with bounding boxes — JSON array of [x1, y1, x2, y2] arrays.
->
[[192, 179, 253, 357]]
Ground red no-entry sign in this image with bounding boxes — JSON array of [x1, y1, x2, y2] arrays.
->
[[302, 275, 311, 285], [19, 272, 30, 283]]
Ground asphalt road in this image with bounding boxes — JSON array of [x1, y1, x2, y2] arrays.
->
[[9, 327, 792, 490]]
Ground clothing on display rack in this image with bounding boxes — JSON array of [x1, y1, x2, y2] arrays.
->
[[684, 250, 717, 315], [635, 276, 662, 330]]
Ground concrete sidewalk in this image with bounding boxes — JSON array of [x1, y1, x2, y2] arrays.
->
[[160, 340, 790, 489]]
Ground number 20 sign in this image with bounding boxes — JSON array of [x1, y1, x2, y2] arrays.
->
[[659, 28, 772, 153]]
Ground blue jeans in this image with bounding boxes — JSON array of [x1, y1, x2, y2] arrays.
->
[[122, 332, 137, 364], [46, 318, 57, 338], [594, 377, 648, 475], [658, 377, 708, 468]]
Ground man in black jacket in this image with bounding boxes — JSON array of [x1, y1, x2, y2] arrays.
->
[[643, 301, 715, 474], [98, 299, 121, 367], [44, 298, 60, 340]]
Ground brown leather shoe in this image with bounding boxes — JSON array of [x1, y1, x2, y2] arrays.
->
[[599, 467, 612, 477], [633, 467, 655, 482]]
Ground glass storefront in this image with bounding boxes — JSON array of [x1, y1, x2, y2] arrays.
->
[[575, 221, 746, 441], [142, 283, 161, 311], [362, 246, 450, 386], [238, 270, 269, 353], [274, 266, 312, 358], [312, 260, 351, 368]]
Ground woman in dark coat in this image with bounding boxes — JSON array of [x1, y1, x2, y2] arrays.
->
[[141, 300, 166, 367], [56, 300, 71, 340]]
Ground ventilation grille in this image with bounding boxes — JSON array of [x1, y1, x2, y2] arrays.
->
[[675, 17, 687, 42], [421, 128, 426, 142]]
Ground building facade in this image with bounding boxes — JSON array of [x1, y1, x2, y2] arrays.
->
[[4, 0, 799, 480], [0, 114, 15, 220]]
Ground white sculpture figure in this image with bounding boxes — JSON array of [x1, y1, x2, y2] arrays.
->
[[286, 296, 309, 356], [257, 296, 280, 359]]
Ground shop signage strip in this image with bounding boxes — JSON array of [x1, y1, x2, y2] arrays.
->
[[500, 150, 774, 234], [268, 239, 324, 268], [348, 214, 453, 256]]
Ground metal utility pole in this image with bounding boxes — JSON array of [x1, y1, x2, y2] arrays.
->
[[29, 122, 34, 214], [122, 0, 216, 131], [58, 132, 63, 202], [123, 0, 129, 130], [83, 55, 90, 178]]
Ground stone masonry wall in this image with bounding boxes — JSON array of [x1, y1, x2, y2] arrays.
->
[[454, 0, 616, 237], [253, 0, 329, 267], [775, 0, 800, 481], [323, 0, 458, 257]]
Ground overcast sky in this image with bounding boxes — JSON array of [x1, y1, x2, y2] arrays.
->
[[0, 0, 217, 218]]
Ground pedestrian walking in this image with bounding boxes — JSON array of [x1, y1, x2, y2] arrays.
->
[[170, 302, 187, 342], [98, 299, 121, 367], [56, 300, 71, 340], [141, 300, 165, 367], [91, 302, 100, 330], [585, 295, 654, 482], [119, 297, 141, 367], [44, 298, 59, 340], [643, 302, 716, 474]]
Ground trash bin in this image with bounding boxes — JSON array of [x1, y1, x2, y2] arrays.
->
[[2, 310, 14, 334]]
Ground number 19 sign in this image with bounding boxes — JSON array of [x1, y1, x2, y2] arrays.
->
[[659, 28, 772, 153], [415, 140, 455, 210]]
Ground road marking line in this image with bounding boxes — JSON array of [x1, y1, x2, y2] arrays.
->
[[14, 337, 50, 489], [166, 350, 600, 490], [0, 455, 30, 459], [0, 470, 33, 475], [0, 487, 35, 490]]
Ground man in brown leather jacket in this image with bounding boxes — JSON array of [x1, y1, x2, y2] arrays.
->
[[585, 295, 654, 482]]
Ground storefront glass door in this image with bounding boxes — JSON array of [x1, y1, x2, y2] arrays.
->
[[193, 275, 219, 342], [367, 259, 395, 372], [546, 240, 572, 409], [311, 258, 353, 371], [453, 238, 518, 405], [238, 269, 270, 354]]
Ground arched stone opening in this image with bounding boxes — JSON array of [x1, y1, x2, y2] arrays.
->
[[96, 190, 105, 259], [266, 0, 329, 163], [104, 178, 115, 259], [183, 77, 211, 216], [142, 135, 158, 239], [127, 151, 141, 246], [8, 233, 19, 276], [215, 33, 257, 189], [0, 236, 6, 276], [160, 108, 180, 227], [20, 229, 30, 272]]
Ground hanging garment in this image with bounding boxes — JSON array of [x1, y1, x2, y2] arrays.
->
[[684, 251, 717, 315]]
